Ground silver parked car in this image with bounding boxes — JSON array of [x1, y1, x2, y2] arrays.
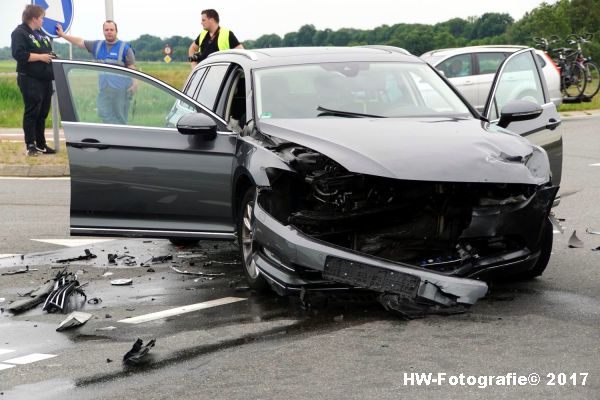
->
[[421, 45, 562, 111], [51, 47, 561, 316]]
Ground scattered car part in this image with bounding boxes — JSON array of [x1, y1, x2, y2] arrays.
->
[[102, 272, 114, 277], [42, 270, 87, 313], [96, 326, 117, 332], [586, 228, 600, 235], [87, 297, 102, 304], [123, 338, 156, 365], [7, 281, 54, 313], [110, 279, 133, 286], [1, 266, 38, 276], [56, 311, 92, 331], [56, 249, 97, 264], [568, 230, 585, 248], [549, 213, 564, 234], [592, 246, 600, 252], [149, 255, 173, 264], [170, 265, 225, 277]]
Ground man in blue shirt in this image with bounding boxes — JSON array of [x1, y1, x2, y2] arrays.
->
[[56, 21, 137, 125]]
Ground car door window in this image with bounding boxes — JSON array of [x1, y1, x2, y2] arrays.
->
[[195, 64, 229, 110], [488, 51, 545, 120], [183, 67, 207, 99], [64, 64, 197, 128], [438, 54, 473, 78], [476, 52, 506, 75]]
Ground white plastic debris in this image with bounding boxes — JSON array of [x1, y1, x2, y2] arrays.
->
[[56, 311, 92, 331], [111, 278, 133, 286], [102, 272, 114, 277]]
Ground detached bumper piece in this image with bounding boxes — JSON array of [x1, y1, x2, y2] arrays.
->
[[252, 200, 488, 315]]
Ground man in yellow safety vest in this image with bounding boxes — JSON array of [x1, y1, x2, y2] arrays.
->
[[188, 9, 243, 68]]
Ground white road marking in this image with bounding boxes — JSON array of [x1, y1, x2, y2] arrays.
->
[[0, 254, 20, 259], [590, 163, 600, 167], [0, 177, 69, 181], [31, 239, 115, 247], [0, 364, 15, 371], [3, 353, 57, 365], [0, 349, 15, 356], [118, 297, 247, 324]]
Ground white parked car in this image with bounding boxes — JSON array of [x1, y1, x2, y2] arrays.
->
[[421, 46, 562, 111]]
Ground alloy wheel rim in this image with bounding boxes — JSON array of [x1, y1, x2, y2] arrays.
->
[[241, 201, 258, 278]]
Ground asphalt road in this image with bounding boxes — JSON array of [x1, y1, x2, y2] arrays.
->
[[0, 116, 599, 399]]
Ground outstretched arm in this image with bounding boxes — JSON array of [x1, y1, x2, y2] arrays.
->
[[56, 24, 85, 48]]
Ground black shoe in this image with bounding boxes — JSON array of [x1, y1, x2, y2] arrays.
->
[[36, 144, 56, 154], [26, 145, 39, 157]]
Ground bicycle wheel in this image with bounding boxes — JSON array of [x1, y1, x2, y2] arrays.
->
[[562, 62, 587, 97], [583, 62, 600, 98]]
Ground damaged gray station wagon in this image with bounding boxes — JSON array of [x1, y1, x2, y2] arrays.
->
[[52, 46, 562, 315]]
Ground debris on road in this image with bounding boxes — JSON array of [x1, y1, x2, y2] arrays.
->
[[87, 297, 102, 305], [102, 272, 114, 277], [43, 269, 87, 313], [145, 254, 172, 264], [56, 249, 97, 264], [592, 246, 600, 252], [123, 338, 156, 365], [96, 326, 117, 332], [1, 266, 38, 276], [108, 253, 137, 266], [7, 281, 54, 313], [568, 230, 585, 248], [110, 278, 133, 286], [170, 265, 225, 277], [56, 311, 92, 331], [586, 228, 600, 235]]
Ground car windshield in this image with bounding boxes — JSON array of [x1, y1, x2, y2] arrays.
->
[[254, 61, 471, 119]]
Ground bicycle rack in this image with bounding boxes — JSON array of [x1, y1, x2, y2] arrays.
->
[[562, 94, 594, 103]]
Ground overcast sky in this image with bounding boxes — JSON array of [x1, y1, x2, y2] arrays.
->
[[1, 0, 554, 48]]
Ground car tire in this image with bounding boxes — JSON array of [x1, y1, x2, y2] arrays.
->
[[514, 218, 554, 280], [237, 187, 268, 291], [168, 238, 200, 246]]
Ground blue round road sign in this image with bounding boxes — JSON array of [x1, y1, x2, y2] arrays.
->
[[32, 0, 74, 38]]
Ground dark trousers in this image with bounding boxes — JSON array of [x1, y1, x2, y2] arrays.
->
[[17, 74, 53, 148]]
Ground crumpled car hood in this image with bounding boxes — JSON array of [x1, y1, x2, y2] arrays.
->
[[257, 117, 550, 185]]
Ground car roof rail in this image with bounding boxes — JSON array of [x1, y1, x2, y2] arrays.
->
[[208, 49, 259, 61], [357, 45, 412, 55]]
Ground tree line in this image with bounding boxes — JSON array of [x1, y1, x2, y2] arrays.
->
[[1, 0, 598, 63]]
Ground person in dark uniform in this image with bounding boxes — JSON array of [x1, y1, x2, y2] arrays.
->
[[56, 21, 137, 125], [188, 9, 243, 68], [11, 4, 56, 156]]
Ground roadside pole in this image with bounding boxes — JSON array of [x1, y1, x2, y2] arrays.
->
[[105, 0, 114, 20], [51, 84, 60, 152]]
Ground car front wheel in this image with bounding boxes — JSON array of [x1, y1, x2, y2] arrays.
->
[[237, 187, 268, 291], [515, 218, 554, 280]]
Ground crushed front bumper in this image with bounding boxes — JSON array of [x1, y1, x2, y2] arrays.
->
[[251, 198, 489, 308]]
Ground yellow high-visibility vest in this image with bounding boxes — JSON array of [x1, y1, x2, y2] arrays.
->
[[199, 28, 231, 51]]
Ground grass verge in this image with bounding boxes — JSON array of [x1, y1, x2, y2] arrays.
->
[[0, 140, 68, 166]]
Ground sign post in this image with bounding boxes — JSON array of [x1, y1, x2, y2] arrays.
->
[[32, 0, 75, 153], [163, 44, 172, 63]]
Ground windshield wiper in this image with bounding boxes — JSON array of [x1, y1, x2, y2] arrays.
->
[[316, 105, 384, 118]]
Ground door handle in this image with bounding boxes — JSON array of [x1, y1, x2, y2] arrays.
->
[[546, 118, 561, 130], [80, 138, 109, 150]]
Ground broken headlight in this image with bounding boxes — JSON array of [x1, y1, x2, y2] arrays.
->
[[525, 146, 550, 181]]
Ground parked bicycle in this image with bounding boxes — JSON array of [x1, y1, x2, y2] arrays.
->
[[534, 34, 599, 99]]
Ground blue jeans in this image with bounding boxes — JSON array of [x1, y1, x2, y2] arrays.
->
[[97, 87, 130, 125]]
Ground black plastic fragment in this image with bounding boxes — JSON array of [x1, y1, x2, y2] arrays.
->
[[7, 281, 54, 313], [123, 338, 156, 365], [56, 249, 97, 264], [1, 266, 38, 276]]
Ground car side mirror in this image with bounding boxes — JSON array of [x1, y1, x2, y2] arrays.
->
[[177, 113, 217, 140], [497, 100, 543, 128]]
